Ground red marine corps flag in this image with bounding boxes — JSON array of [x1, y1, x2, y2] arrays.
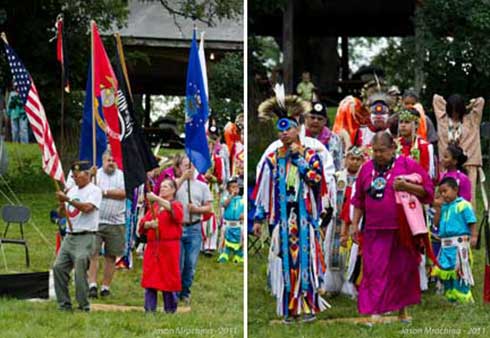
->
[[90, 21, 123, 169]]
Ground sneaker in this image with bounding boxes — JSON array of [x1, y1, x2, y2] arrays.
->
[[88, 286, 98, 299], [398, 314, 412, 323], [398, 309, 411, 324], [181, 296, 191, 307], [301, 314, 316, 323], [217, 253, 229, 263], [77, 306, 90, 312], [282, 316, 295, 325], [233, 256, 244, 264], [100, 289, 111, 297]]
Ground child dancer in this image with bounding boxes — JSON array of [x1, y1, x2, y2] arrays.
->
[[432, 177, 477, 303], [218, 177, 244, 263]]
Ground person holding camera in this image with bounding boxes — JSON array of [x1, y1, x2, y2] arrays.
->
[[350, 132, 434, 323]]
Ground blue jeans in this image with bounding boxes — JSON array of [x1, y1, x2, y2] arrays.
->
[[11, 116, 29, 143], [180, 223, 202, 299]]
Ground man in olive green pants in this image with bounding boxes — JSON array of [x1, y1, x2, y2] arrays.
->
[[54, 161, 102, 311], [53, 233, 96, 310]]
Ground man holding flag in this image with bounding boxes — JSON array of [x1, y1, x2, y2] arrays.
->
[[174, 29, 213, 306], [0, 32, 100, 313], [54, 161, 102, 312]]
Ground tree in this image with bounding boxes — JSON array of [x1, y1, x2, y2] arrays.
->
[[371, 37, 416, 92], [157, 0, 242, 26], [373, 0, 490, 116], [0, 0, 129, 164], [208, 51, 243, 128]]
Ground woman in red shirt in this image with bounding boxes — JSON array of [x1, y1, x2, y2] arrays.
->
[[140, 179, 184, 313]]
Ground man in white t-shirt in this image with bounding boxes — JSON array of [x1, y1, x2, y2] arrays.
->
[[53, 161, 102, 312], [88, 150, 126, 298]]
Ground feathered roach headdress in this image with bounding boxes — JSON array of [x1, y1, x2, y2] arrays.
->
[[257, 83, 311, 123], [361, 73, 395, 109]]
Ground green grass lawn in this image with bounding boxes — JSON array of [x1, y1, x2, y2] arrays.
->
[[248, 166, 490, 338], [0, 144, 243, 338], [249, 248, 490, 338]]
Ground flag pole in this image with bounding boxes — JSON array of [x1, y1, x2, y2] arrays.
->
[[114, 33, 133, 102], [90, 21, 97, 183], [60, 59, 65, 156], [187, 25, 198, 221], [58, 14, 65, 158]]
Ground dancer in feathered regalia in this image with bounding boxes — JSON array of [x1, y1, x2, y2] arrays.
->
[[252, 88, 331, 323], [333, 79, 393, 148]]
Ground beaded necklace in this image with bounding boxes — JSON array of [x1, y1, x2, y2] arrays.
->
[[369, 157, 396, 200]]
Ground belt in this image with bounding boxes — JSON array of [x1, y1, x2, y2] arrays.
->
[[184, 220, 201, 227], [441, 235, 470, 247], [224, 220, 241, 227], [68, 231, 97, 236]]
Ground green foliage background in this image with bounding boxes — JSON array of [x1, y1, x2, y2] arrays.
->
[[373, 0, 490, 116]]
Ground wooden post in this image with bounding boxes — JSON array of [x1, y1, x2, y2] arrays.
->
[[90, 21, 96, 168], [58, 14, 65, 160], [341, 36, 349, 81], [144, 94, 151, 128], [60, 57, 65, 158], [283, 0, 294, 93]]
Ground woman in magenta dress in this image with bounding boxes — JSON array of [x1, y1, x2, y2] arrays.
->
[[140, 179, 184, 313], [350, 132, 434, 322]]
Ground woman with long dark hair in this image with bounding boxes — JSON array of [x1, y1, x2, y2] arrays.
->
[[433, 93, 484, 209]]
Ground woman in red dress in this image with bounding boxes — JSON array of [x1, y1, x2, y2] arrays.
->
[[140, 178, 184, 313]]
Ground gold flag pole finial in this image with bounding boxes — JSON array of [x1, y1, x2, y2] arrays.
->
[[1, 32, 8, 44]]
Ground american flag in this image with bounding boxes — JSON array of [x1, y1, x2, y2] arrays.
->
[[3, 42, 65, 183]]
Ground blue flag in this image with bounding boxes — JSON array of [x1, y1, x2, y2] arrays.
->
[[185, 30, 211, 174], [79, 61, 107, 167]]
